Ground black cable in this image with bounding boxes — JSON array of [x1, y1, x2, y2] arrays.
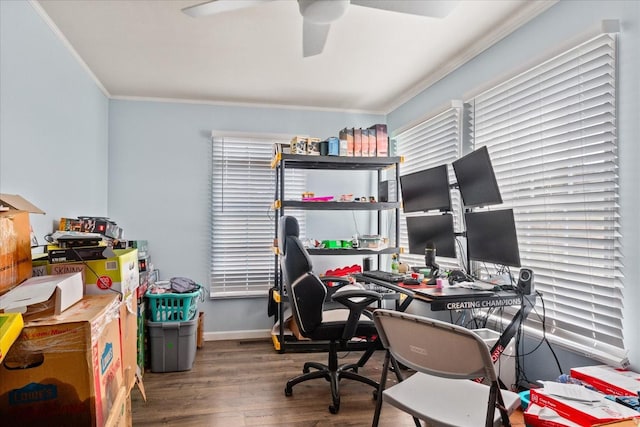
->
[[70, 246, 123, 298], [512, 292, 564, 388]]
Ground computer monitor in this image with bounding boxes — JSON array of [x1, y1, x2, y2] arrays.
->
[[452, 146, 503, 208], [464, 209, 521, 267], [406, 213, 457, 259], [400, 164, 452, 213]]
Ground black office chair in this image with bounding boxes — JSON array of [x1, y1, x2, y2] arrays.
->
[[278, 215, 381, 414]]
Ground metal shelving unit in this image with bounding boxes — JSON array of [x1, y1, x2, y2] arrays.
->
[[271, 153, 402, 353]]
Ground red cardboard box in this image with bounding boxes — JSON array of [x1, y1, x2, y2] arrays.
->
[[571, 365, 640, 397], [524, 403, 583, 427], [529, 387, 640, 427], [0, 294, 124, 426]]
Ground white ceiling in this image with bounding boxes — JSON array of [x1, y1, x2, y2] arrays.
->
[[35, 0, 556, 113]]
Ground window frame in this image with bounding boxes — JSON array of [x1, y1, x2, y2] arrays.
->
[[209, 132, 304, 299]]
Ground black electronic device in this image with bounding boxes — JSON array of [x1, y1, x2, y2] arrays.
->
[[402, 278, 422, 286], [378, 180, 396, 203], [448, 269, 468, 283], [424, 241, 439, 272], [400, 164, 452, 213], [360, 270, 405, 283], [452, 146, 503, 208], [465, 209, 521, 267], [516, 268, 534, 294], [406, 214, 457, 259]]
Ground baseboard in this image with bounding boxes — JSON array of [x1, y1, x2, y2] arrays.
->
[[203, 329, 272, 342]]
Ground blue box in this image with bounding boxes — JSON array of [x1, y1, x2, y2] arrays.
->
[[327, 137, 339, 156]]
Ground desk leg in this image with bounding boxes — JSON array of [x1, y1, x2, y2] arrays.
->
[[477, 294, 536, 385]]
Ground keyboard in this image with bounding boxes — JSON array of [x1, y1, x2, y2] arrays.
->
[[454, 281, 498, 291], [360, 270, 405, 283]]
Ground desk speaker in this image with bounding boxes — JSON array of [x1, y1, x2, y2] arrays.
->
[[517, 268, 534, 294]]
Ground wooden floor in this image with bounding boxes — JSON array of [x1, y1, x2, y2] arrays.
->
[[131, 339, 526, 426]]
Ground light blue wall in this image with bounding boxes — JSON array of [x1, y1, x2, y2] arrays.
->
[[388, 0, 640, 374], [107, 100, 383, 334], [0, 1, 109, 237]]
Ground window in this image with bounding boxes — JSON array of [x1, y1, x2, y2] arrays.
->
[[210, 134, 305, 298], [395, 103, 463, 271], [471, 33, 625, 365]]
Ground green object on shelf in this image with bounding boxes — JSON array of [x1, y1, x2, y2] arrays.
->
[[322, 240, 340, 249]]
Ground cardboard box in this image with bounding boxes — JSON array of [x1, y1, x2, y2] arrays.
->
[[306, 137, 321, 155], [0, 294, 124, 426], [113, 240, 148, 259], [529, 387, 640, 427], [0, 194, 45, 296], [48, 245, 110, 264], [361, 128, 369, 156], [367, 126, 377, 156], [353, 128, 362, 156], [119, 294, 138, 392], [524, 403, 583, 427], [290, 136, 307, 154], [0, 313, 23, 364], [104, 386, 131, 427], [0, 272, 83, 318], [571, 365, 640, 397], [59, 217, 122, 240], [339, 128, 354, 156], [594, 419, 640, 426], [48, 248, 139, 297], [138, 256, 150, 273], [370, 124, 388, 156]]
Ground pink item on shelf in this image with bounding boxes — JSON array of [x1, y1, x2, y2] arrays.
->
[[302, 196, 334, 202]]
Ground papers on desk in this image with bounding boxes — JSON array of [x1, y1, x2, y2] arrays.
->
[[451, 281, 497, 291], [538, 381, 602, 402]]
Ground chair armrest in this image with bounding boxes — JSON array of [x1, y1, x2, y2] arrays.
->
[[321, 276, 353, 300], [331, 289, 382, 341]]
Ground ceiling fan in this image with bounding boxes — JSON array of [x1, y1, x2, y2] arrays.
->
[[182, 0, 458, 57]]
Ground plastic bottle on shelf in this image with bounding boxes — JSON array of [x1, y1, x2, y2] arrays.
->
[[391, 254, 399, 274]]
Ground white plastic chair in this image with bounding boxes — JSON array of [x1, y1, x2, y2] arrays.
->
[[371, 309, 521, 427]]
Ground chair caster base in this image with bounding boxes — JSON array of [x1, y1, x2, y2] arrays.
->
[[284, 386, 292, 397]]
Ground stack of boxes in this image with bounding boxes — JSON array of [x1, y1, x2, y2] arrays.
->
[[0, 194, 141, 426], [525, 365, 640, 426], [288, 123, 389, 157]]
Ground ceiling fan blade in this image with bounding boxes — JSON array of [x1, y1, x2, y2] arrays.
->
[[182, 0, 274, 18], [303, 20, 331, 57], [350, 0, 459, 18]]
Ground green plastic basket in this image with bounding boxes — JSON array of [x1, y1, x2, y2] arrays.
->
[[146, 286, 201, 322]]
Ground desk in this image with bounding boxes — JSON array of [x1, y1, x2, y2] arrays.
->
[[353, 273, 536, 375]]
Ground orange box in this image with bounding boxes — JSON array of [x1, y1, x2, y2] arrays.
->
[[353, 128, 362, 156], [0, 294, 124, 426], [0, 194, 44, 296]]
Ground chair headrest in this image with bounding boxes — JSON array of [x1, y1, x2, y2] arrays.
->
[[278, 216, 300, 254]]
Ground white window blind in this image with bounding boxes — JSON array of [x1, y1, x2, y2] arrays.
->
[[210, 135, 305, 298], [472, 33, 625, 364], [395, 104, 463, 271]]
